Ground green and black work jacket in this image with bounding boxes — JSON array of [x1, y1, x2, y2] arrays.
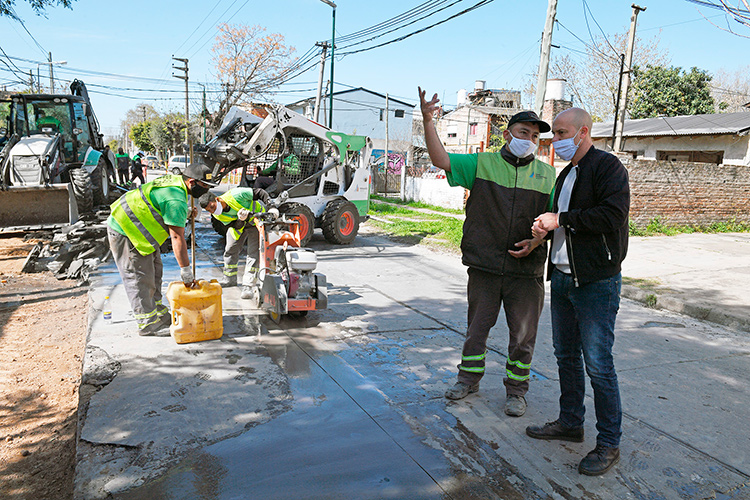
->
[[447, 147, 555, 278]]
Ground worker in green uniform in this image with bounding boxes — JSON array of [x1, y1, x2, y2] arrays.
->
[[198, 187, 271, 299], [107, 162, 217, 336], [253, 153, 300, 190], [115, 148, 131, 185]]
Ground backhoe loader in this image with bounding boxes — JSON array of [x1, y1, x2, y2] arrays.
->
[[0, 80, 116, 232]]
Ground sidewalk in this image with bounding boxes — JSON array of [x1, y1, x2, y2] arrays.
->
[[375, 200, 750, 334], [621, 232, 750, 333]]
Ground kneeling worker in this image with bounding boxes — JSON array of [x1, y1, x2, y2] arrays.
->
[[198, 187, 271, 298], [107, 163, 217, 335]]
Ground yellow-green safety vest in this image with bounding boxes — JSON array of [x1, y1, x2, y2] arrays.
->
[[213, 189, 265, 240], [110, 174, 188, 256]]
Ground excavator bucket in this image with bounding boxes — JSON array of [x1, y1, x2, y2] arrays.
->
[[0, 183, 79, 232]]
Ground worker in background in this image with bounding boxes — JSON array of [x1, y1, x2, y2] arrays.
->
[[130, 152, 146, 186], [198, 187, 271, 299], [107, 163, 217, 336], [418, 86, 556, 418], [253, 151, 300, 190], [115, 148, 130, 185]]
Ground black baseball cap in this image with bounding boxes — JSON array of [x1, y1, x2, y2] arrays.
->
[[184, 162, 218, 187], [507, 110, 551, 133]]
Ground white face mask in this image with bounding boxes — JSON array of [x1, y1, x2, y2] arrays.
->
[[507, 134, 538, 158], [553, 127, 583, 161], [211, 201, 223, 216]]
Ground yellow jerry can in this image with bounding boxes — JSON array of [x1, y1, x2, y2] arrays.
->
[[166, 279, 223, 344]]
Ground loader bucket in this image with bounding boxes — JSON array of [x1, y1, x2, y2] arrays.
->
[[0, 183, 79, 232]]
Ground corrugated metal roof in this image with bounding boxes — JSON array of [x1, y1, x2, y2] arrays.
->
[[592, 111, 750, 138]]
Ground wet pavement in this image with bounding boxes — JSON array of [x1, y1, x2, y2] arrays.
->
[[75, 219, 750, 499]]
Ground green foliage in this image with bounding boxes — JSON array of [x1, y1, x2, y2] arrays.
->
[[645, 294, 658, 308], [368, 201, 463, 251], [130, 121, 154, 152], [107, 139, 118, 151], [630, 65, 715, 119], [629, 217, 750, 236], [486, 133, 506, 153], [0, 0, 75, 19]]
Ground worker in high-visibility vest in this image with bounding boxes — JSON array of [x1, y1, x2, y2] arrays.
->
[[198, 187, 271, 299], [106, 162, 217, 336]]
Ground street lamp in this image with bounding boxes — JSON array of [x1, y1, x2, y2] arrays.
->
[[319, 0, 336, 128]]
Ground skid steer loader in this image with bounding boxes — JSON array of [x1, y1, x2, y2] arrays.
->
[[195, 105, 373, 245], [0, 80, 117, 232]]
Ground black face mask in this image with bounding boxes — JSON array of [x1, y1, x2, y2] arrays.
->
[[190, 183, 209, 198]]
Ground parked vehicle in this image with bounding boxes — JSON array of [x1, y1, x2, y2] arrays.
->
[[168, 155, 190, 175], [0, 79, 117, 231], [145, 155, 159, 169]]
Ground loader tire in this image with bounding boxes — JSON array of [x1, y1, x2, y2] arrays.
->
[[279, 202, 315, 246], [70, 167, 94, 214], [90, 157, 110, 206], [322, 199, 359, 245]]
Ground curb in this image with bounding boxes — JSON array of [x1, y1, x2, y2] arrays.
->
[[621, 284, 750, 334]]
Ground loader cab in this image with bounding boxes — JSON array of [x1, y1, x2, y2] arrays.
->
[[9, 94, 94, 165]]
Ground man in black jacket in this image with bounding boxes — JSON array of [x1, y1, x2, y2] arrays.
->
[[526, 107, 630, 477], [419, 87, 555, 417]]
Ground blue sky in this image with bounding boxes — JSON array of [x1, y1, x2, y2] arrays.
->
[[2, 0, 747, 135]]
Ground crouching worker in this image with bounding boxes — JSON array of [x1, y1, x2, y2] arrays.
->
[[107, 163, 218, 336], [198, 187, 271, 299]]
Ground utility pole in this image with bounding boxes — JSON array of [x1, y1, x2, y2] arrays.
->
[[384, 93, 389, 195], [313, 41, 329, 124], [172, 57, 190, 161], [200, 83, 207, 143], [48, 52, 54, 93], [611, 54, 625, 150], [534, 0, 558, 116], [614, 4, 646, 153], [29, 71, 34, 93]]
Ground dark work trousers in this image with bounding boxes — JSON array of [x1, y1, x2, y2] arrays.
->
[[108, 227, 169, 331], [130, 168, 145, 185], [117, 169, 129, 185], [457, 267, 545, 397]]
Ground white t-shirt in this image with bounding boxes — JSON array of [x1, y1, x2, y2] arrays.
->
[[551, 166, 578, 273]]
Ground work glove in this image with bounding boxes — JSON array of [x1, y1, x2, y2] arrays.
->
[[180, 266, 195, 286], [253, 188, 271, 205], [268, 207, 280, 219], [237, 208, 250, 221]]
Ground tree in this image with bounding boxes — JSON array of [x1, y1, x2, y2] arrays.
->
[[130, 121, 155, 152], [711, 65, 750, 112], [629, 65, 715, 119], [526, 31, 670, 122], [209, 23, 296, 132], [0, 0, 75, 19]]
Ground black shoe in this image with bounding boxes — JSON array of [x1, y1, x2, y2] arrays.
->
[[444, 381, 479, 400], [526, 419, 584, 442], [578, 444, 620, 476]]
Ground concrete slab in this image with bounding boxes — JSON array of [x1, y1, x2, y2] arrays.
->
[[76, 223, 750, 499]]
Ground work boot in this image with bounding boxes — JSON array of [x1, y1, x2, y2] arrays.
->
[[138, 315, 171, 337], [240, 286, 255, 300], [504, 395, 527, 417], [578, 444, 620, 476], [444, 381, 479, 400], [218, 275, 237, 287], [525, 420, 584, 442]]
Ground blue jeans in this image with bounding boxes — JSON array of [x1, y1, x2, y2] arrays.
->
[[551, 268, 622, 447]]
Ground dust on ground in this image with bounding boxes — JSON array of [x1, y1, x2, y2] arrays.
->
[[0, 233, 88, 500]]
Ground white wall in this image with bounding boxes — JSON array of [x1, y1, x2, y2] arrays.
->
[[404, 174, 466, 211], [593, 134, 750, 166]]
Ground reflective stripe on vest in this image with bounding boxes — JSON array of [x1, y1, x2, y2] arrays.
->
[[213, 189, 264, 240], [110, 175, 187, 256]]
